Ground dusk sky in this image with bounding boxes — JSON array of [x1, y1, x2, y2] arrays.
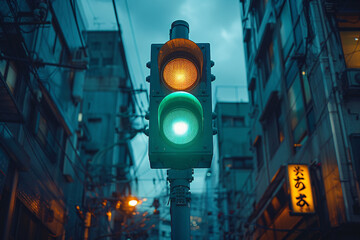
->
[[78, 0, 247, 210]]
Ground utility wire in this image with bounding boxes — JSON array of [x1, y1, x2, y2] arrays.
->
[[111, 0, 147, 130], [69, 0, 87, 56], [124, 0, 149, 104], [112, 0, 121, 38]]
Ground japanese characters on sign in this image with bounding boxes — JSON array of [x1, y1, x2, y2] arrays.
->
[[288, 164, 315, 214]]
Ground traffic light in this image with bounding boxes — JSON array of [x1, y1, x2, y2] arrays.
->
[[147, 20, 213, 169]]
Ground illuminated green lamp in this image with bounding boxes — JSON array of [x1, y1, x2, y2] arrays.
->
[[158, 92, 203, 145]]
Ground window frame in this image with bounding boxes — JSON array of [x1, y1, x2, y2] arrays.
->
[[221, 115, 245, 128], [286, 63, 315, 152], [336, 15, 360, 69], [0, 59, 18, 94], [255, 0, 269, 28], [32, 102, 66, 163], [265, 102, 284, 158], [253, 136, 264, 172], [260, 37, 275, 86]]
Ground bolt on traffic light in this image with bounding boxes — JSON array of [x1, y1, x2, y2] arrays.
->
[[146, 20, 214, 169]]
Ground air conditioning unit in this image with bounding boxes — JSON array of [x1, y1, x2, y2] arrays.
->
[[342, 69, 360, 96], [71, 48, 88, 103]]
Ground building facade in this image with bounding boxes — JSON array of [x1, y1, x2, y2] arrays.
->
[[80, 30, 137, 239], [0, 1, 138, 239], [215, 102, 254, 239], [240, 0, 360, 239], [0, 0, 87, 239]]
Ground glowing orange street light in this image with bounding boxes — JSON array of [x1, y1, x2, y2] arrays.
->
[[128, 199, 138, 207], [106, 210, 112, 222]]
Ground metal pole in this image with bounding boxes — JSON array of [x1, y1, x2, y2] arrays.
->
[[167, 169, 193, 240]]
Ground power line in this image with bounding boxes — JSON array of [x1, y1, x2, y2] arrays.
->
[[69, 0, 87, 56], [111, 0, 121, 38], [124, 0, 149, 104], [111, 0, 147, 130]]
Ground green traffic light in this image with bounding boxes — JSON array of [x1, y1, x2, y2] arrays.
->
[[158, 92, 203, 145], [172, 121, 189, 135], [163, 108, 199, 144]]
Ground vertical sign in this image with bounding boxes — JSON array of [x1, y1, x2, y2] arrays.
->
[[287, 164, 315, 214]]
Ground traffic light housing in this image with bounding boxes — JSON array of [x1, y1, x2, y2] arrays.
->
[[147, 21, 213, 169]]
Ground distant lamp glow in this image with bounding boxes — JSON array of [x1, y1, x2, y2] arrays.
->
[[355, 37, 359, 41], [106, 211, 112, 221], [302, 71, 306, 76], [128, 199, 138, 207], [78, 113, 83, 122]]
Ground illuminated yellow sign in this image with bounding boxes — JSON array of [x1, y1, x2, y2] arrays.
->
[[288, 164, 315, 214]]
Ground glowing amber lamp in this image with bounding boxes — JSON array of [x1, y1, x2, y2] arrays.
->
[[158, 38, 203, 91], [163, 58, 198, 90], [288, 164, 315, 214]]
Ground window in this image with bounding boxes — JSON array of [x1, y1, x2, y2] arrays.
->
[[222, 116, 245, 127], [224, 157, 253, 169], [52, 21, 66, 64], [244, 39, 252, 61], [90, 58, 99, 67], [254, 136, 264, 171], [350, 134, 360, 185], [248, 78, 257, 106], [0, 59, 18, 94], [244, 28, 253, 61], [255, 0, 269, 27], [286, 63, 314, 151], [36, 113, 59, 162], [279, 1, 294, 61], [33, 105, 65, 163], [102, 57, 113, 66], [261, 39, 275, 85], [337, 15, 360, 68], [50, 17, 71, 66], [91, 41, 101, 50], [265, 103, 284, 158], [289, 0, 304, 53]]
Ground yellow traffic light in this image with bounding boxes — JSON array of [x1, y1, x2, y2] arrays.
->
[[158, 38, 203, 92], [163, 58, 198, 90]]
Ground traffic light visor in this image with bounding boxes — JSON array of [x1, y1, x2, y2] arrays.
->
[[163, 58, 198, 91], [158, 92, 203, 145]]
